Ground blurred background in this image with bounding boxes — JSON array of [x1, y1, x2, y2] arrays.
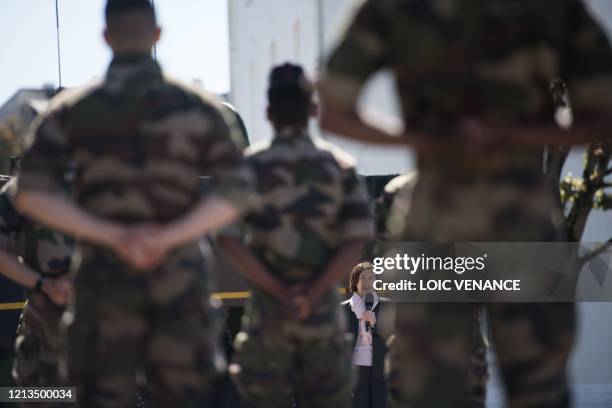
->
[[0, 1, 610, 406]]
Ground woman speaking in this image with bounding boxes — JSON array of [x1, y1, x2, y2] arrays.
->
[[342, 262, 389, 408]]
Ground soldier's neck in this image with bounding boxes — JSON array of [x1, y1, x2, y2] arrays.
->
[[274, 125, 309, 139], [111, 51, 154, 63]]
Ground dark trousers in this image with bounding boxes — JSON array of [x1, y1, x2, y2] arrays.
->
[[352, 366, 388, 408]]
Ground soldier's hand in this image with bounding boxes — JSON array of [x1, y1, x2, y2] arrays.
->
[[288, 285, 323, 321], [292, 293, 312, 321], [130, 224, 168, 270], [285, 285, 313, 321], [116, 224, 168, 271]]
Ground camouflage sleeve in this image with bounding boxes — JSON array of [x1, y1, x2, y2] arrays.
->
[[16, 109, 70, 194], [216, 155, 257, 241], [564, 0, 612, 117], [338, 169, 375, 243], [199, 106, 255, 214], [0, 180, 22, 253], [324, 0, 390, 109]]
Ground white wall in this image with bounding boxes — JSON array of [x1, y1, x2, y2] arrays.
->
[[229, 0, 320, 144], [228, 0, 413, 175]]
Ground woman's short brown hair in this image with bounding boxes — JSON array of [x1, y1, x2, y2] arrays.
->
[[349, 262, 374, 293]]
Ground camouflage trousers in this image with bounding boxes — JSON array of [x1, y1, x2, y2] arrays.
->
[[66, 245, 225, 408], [385, 177, 571, 407], [13, 294, 69, 408], [231, 290, 353, 408], [387, 303, 575, 408]]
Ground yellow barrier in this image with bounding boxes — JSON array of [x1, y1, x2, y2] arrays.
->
[[0, 288, 349, 311], [0, 302, 25, 311], [211, 291, 250, 300]]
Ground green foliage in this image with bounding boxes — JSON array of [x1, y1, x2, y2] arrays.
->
[[559, 175, 585, 207], [594, 189, 612, 211], [556, 141, 611, 241]]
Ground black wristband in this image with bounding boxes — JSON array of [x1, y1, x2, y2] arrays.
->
[[33, 276, 45, 293]]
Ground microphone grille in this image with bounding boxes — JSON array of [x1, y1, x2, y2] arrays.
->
[[364, 293, 374, 303]]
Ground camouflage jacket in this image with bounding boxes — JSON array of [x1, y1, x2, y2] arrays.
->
[[237, 130, 375, 284], [0, 179, 73, 279], [326, 0, 612, 181], [0, 179, 72, 365], [18, 54, 254, 226]]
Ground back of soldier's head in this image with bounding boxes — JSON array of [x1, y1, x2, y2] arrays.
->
[[267, 63, 315, 130], [104, 0, 159, 54]]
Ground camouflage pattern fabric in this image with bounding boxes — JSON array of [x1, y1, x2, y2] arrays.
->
[[67, 243, 225, 408], [0, 180, 74, 404], [385, 301, 574, 408], [325, 0, 612, 196], [17, 54, 254, 408], [486, 302, 575, 407], [19, 55, 253, 222], [381, 174, 575, 408], [0, 175, 24, 358], [326, 0, 612, 128], [383, 173, 489, 408], [233, 291, 355, 408], [242, 130, 374, 285], [324, 0, 611, 406], [228, 129, 375, 408]]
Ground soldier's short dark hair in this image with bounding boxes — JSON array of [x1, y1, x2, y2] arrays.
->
[[349, 262, 374, 293], [105, 0, 156, 26], [267, 63, 313, 128]]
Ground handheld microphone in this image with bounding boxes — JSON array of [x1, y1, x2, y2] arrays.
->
[[364, 293, 374, 332]]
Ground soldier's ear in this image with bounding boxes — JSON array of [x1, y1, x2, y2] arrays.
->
[[154, 27, 161, 44]]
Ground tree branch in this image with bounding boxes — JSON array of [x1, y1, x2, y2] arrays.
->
[[578, 239, 612, 264]]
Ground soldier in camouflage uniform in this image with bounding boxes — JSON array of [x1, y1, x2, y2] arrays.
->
[[321, 0, 612, 406], [383, 173, 489, 408], [218, 63, 375, 408], [0, 178, 73, 404], [14, 1, 254, 407]]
